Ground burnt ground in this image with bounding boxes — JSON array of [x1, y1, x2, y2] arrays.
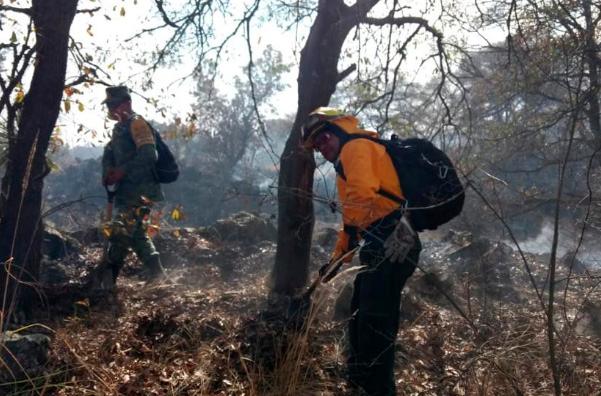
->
[[5, 223, 601, 395]]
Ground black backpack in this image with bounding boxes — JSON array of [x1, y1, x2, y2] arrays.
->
[[152, 130, 180, 183], [339, 134, 465, 232], [125, 116, 180, 184]]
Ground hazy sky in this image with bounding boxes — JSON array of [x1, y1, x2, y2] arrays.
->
[[55, 0, 307, 147], [2, 0, 505, 147]]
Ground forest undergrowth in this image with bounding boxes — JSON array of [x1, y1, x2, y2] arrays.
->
[[3, 227, 601, 395]]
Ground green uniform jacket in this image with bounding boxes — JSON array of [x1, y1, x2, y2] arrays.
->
[[102, 114, 164, 209]]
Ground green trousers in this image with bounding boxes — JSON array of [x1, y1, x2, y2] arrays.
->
[[348, 213, 421, 396], [105, 207, 159, 281]]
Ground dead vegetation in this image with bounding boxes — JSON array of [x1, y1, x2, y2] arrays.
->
[[1, 222, 600, 395]]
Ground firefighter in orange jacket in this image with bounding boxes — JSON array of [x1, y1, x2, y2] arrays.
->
[[302, 108, 420, 396]]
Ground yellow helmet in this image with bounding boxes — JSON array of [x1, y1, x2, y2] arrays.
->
[[301, 107, 348, 149]]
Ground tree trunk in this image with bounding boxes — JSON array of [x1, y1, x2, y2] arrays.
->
[[583, 0, 601, 149], [0, 0, 78, 323], [272, 0, 378, 295]]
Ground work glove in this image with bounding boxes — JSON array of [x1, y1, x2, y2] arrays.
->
[[331, 225, 359, 264], [383, 216, 416, 263], [103, 168, 126, 186]]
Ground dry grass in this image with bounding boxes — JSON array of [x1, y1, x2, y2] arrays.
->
[[1, 233, 600, 395]]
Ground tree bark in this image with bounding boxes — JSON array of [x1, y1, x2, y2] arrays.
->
[[272, 0, 378, 295], [0, 0, 78, 323], [583, 0, 601, 149]]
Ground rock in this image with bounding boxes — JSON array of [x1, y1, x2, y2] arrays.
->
[[0, 332, 51, 384], [68, 226, 103, 246], [447, 237, 511, 264], [39, 254, 113, 311], [200, 212, 277, 244], [39, 255, 101, 288], [561, 250, 588, 274], [42, 225, 82, 260], [441, 229, 473, 246], [176, 227, 199, 237], [445, 237, 518, 300], [39, 259, 75, 285]]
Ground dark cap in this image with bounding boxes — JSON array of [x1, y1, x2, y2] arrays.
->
[[102, 85, 131, 106]]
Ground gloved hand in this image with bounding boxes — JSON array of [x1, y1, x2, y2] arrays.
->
[[383, 216, 416, 263], [103, 168, 126, 186]]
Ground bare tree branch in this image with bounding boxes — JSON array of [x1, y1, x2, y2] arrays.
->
[[244, 0, 280, 168], [336, 63, 356, 83], [0, 21, 35, 118], [76, 7, 100, 15], [362, 16, 442, 40], [153, 0, 179, 28], [0, 5, 32, 16]]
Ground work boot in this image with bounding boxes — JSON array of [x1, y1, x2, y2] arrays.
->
[[111, 261, 122, 284], [99, 267, 116, 291], [89, 260, 119, 304], [142, 255, 166, 281], [93, 259, 118, 292]]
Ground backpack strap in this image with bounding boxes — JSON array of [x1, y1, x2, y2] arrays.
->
[[334, 134, 406, 206], [375, 187, 404, 204], [119, 113, 157, 137]]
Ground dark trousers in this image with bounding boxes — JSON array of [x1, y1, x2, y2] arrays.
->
[[348, 213, 421, 396]]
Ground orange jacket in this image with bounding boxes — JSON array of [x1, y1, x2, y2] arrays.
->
[[330, 116, 404, 262]]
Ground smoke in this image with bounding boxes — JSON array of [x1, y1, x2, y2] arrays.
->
[[509, 220, 601, 269], [516, 221, 572, 256]]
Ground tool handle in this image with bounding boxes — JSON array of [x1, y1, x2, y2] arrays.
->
[[105, 185, 117, 221], [301, 246, 360, 299], [322, 246, 360, 282], [106, 202, 113, 221]]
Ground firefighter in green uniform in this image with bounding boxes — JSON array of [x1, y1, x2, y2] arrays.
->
[[100, 85, 166, 286]]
